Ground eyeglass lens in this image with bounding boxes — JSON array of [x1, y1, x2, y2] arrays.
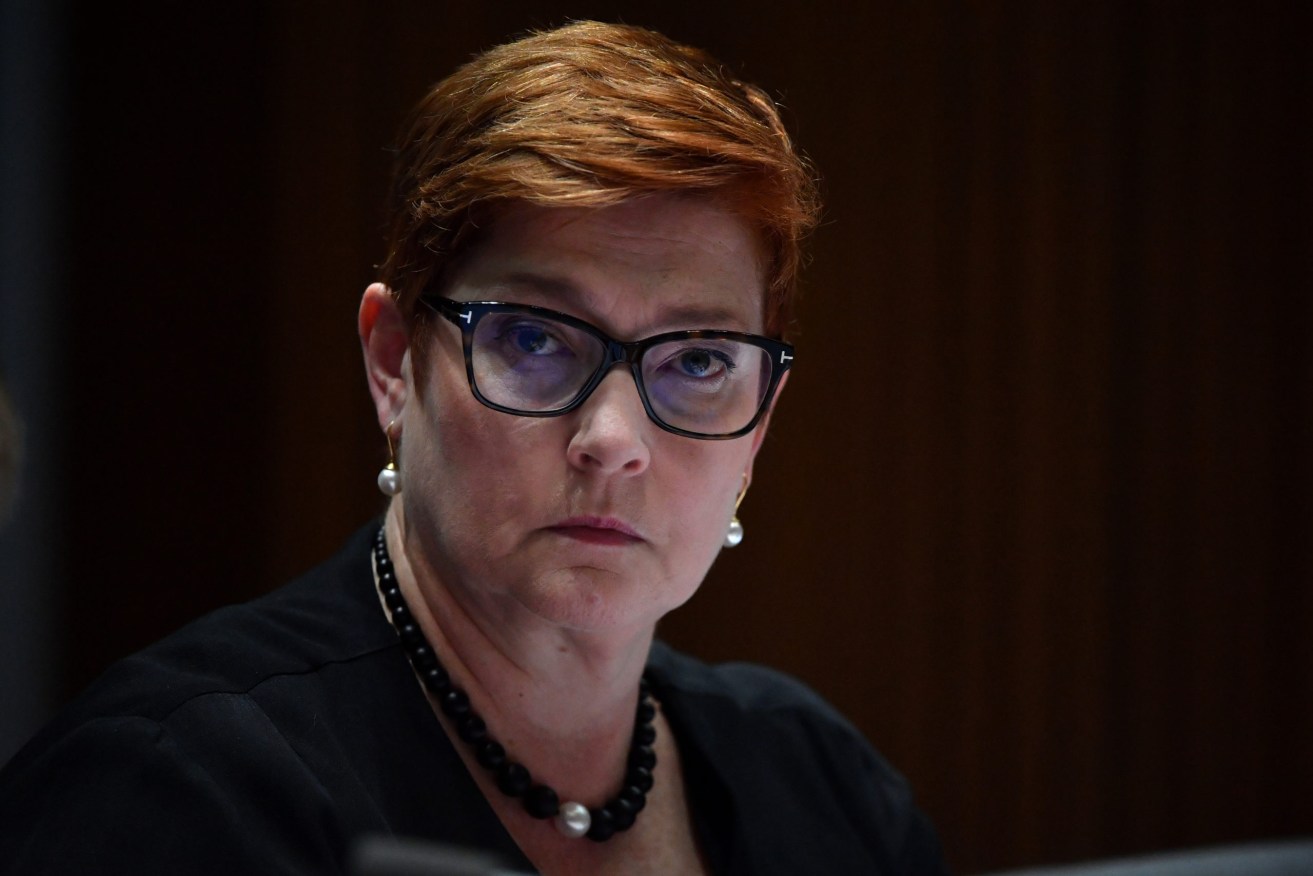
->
[[469, 311, 773, 435]]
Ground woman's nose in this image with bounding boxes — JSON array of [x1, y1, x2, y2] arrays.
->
[[566, 368, 652, 476]]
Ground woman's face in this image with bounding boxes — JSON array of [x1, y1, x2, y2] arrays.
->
[[391, 194, 779, 637]]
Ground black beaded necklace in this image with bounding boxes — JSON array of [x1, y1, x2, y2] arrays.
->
[[372, 527, 657, 842]]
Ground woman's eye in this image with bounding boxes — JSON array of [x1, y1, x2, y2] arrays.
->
[[677, 348, 734, 377], [505, 324, 560, 355]]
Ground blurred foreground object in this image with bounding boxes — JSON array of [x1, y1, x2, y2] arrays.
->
[[350, 835, 531, 876], [0, 379, 21, 525], [978, 839, 1313, 876]]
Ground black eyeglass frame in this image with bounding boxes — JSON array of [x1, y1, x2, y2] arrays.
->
[[421, 295, 795, 440]]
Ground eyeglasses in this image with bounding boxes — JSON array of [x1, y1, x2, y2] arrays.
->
[[421, 296, 794, 439]]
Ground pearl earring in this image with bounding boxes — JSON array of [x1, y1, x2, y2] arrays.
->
[[377, 420, 401, 496], [723, 473, 749, 548]]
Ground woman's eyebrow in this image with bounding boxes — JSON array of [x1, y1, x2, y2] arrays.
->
[[496, 270, 581, 300], [656, 303, 749, 328], [491, 271, 754, 329]]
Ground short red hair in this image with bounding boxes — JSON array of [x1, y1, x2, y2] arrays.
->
[[379, 20, 819, 340]]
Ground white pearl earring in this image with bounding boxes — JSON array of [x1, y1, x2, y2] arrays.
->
[[723, 473, 749, 548], [377, 420, 402, 496]]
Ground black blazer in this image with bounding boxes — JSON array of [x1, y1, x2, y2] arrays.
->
[[0, 524, 946, 875]]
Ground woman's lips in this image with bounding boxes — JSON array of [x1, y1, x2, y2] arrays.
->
[[548, 516, 644, 546]]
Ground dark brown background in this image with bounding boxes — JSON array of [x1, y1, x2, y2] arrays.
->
[[51, 2, 1310, 872]]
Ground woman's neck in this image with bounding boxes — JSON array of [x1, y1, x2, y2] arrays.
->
[[383, 502, 653, 804]]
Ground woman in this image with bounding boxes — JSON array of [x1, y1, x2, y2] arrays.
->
[[0, 22, 946, 875]]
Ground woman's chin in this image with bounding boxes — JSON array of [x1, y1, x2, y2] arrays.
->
[[514, 567, 685, 635]]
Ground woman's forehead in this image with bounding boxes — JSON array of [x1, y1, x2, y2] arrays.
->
[[447, 196, 768, 334]]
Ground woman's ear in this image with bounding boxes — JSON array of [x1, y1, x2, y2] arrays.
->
[[743, 370, 788, 484], [359, 283, 409, 430]]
